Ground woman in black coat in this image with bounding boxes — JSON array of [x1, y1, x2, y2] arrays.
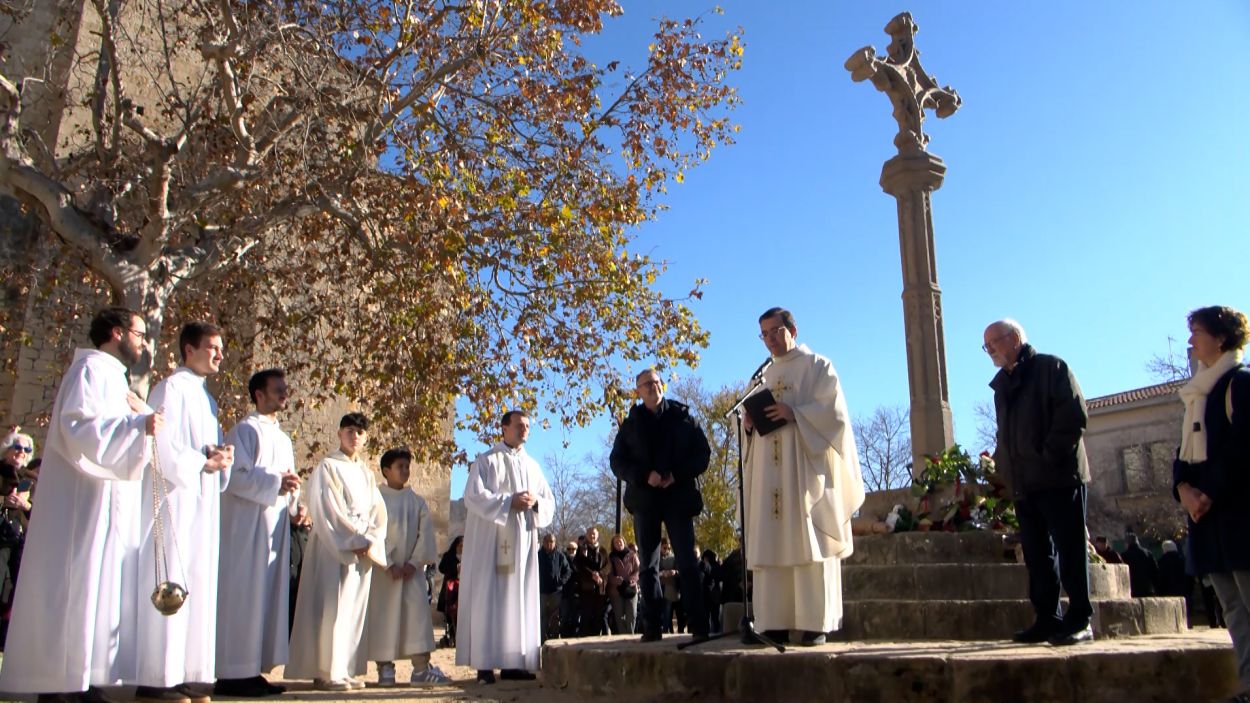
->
[[1172, 305, 1250, 701]]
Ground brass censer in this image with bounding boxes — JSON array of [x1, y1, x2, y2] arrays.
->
[[149, 434, 188, 616]]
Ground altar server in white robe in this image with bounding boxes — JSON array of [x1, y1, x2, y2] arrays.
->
[[0, 308, 162, 702], [213, 369, 301, 698], [286, 412, 387, 691], [134, 322, 233, 703], [365, 447, 450, 685], [742, 307, 865, 647], [456, 410, 554, 684]]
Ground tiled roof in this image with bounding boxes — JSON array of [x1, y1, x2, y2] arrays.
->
[[1086, 379, 1185, 410]]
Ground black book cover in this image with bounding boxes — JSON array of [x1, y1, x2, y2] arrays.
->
[[743, 389, 788, 436]]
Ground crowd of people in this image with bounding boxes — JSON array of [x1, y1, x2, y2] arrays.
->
[[0, 301, 1247, 703], [534, 529, 733, 641]]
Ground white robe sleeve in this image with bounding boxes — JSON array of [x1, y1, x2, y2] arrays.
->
[[59, 364, 150, 481], [148, 379, 209, 491], [530, 460, 555, 530], [407, 495, 437, 567], [210, 396, 230, 493], [792, 359, 850, 468], [307, 459, 372, 562], [464, 454, 512, 526], [365, 475, 388, 567], [222, 422, 282, 506]]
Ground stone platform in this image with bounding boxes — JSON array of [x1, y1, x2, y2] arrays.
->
[[542, 630, 1239, 703], [841, 531, 1188, 640]]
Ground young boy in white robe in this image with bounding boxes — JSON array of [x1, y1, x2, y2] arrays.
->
[[365, 447, 450, 686], [285, 413, 386, 691]]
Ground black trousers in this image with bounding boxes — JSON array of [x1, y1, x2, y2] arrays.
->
[[1016, 485, 1092, 626], [635, 502, 707, 636]]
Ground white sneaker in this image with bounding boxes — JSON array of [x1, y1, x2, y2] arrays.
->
[[411, 665, 452, 684], [347, 677, 367, 689], [377, 661, 397, 687]]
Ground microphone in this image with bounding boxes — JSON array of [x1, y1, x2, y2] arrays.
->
[[750, 357, 773, 382]]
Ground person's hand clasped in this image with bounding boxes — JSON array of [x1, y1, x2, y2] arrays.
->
[[145, 411, 164, 437], [647, 471, 664, 488], [510, 490, 536, 511], [279, 471, 301, 495], [126, 391, 147, 414], [1179, 483, 1212, 522], [203, 444, 234, 473]]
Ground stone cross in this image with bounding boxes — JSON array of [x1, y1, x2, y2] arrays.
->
[[845, 12, 960, 477]]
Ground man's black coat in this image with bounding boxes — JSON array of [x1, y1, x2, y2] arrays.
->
[[610, 398, 711, 516]]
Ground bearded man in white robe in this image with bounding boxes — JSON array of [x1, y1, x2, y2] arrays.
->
[[286, 413, 387, 691], [0, 307, 162, 703], [742, 307, 865, 647], [134, 322, 233, 703], [456, 410, 554, 684], [213, 369, 301, 697]]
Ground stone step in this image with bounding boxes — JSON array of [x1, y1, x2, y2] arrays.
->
[[840, 596, 1186, 641], [847, 531, 1011, 565], [542, 630, 1237, 703], [843, 562, 1130, 601]]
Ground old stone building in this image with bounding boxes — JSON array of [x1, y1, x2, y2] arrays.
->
[[1084, 379, 1187, 542]]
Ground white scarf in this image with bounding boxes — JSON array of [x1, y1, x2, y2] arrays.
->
[[1178, 350, 1242, 463]]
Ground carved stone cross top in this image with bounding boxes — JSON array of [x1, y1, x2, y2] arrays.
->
[[845, 12, 962, 155]]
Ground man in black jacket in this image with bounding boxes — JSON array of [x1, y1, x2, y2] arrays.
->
[[537, 533, 572, 642], [610, 368, 712, 644], [985, 319, 1093, 646]]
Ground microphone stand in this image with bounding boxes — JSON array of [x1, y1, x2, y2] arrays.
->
[[677, 374, 785, 653]]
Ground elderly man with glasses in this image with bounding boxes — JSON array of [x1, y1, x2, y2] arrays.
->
[[983, 318, 1093, 646]]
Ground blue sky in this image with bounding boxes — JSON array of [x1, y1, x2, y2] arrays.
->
[[453, 1, 1250, 497]]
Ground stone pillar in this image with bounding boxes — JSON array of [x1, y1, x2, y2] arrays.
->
[[880, 152, 954, 473], [846, 12, 961, 477]]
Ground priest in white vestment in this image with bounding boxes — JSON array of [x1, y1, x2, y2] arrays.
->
[[456, 410, 554, 684], [134, 323, 233, 702], [0, 308, 161, 702], [214, 369, 301, 697], [286, 413, 387, 691], [742, 307, 865, 647], [365, 447, 449, 685]]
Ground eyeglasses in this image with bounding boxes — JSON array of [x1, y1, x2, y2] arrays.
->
[[981, 332, 1011, 353], [9, 445, 32, 454], [758, 325, 789, 340], [125, 328, 147, 339]]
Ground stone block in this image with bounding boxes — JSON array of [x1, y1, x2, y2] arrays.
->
[[726, 651, 845, 702], [916, 564, 970, 599], [840, 653, 952, 703], [849, 531, 1008, 566], [843, 565, 918, 600], [968, 564, 1028, 599], [951, 655, 1076, 703], [843, 600, 927, 640]]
